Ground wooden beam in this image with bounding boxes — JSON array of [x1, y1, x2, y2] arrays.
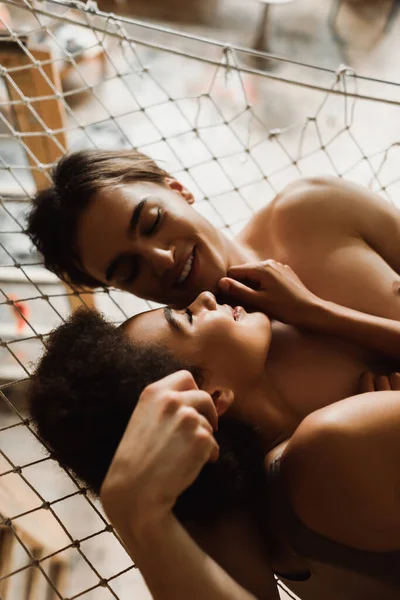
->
[[0, 36, 96, 311], [0, 39, 66, 190]]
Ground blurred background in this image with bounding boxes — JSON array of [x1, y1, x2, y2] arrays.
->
[[1, 1, 400, 598]]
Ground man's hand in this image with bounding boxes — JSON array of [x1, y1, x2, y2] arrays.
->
[[100, 370, 219, 533], [219, 259, 320, 326], [359, 371, 400, 393]]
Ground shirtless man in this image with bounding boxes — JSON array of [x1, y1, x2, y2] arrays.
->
[[28, 149, 400, 333]]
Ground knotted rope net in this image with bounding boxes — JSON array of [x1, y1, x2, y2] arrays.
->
[[1, 1, 400, 598]]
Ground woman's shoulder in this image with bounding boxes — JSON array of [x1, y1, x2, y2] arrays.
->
[[276, 393, 400, 552]]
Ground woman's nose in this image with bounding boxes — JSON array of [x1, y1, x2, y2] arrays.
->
[[188, 291, 217, 314]]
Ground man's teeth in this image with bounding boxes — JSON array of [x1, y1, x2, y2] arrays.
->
[[178, 252, 194, 284]]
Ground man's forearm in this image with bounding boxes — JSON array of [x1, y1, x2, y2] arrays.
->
[[116, 512, 259, 600], [305, 299, 400, 361]]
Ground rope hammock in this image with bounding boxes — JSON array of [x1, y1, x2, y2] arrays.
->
[[1, 1, 400, 598]]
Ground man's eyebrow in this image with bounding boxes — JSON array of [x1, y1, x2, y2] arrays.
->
[[128, 198, 147, 235], [163, 307, 184, 334]]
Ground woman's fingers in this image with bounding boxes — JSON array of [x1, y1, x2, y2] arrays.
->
[[177, 405, 219, 462], [179, 389, 219, 432], [196, 425, 220, 463], [359, 372, 400, 393], [144, 371, 218, 430], [151, 369, 199, 393], [359, 371, 375, 393], [390, 372, 400, 390], [375, 376, 391, 392]]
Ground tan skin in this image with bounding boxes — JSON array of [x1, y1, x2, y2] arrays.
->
[[110, 276, 400, 600], [76, 175, 400, 322], [75, 175, 400, 598]]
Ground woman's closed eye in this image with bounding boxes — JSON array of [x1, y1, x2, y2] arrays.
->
[[185, 308, 193, 324]]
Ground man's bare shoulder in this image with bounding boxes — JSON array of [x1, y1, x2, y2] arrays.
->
[[272, 175, 398, 227], [240, 177, 343, 252], [243, 176, 399, 262], [246, 177, 342, 238], [270, 176, 349, 229]]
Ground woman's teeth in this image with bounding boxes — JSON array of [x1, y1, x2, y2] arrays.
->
[[178, 251, 194, 284], [233, 307, 242, 321]]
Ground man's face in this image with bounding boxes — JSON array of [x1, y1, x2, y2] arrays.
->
[[76, 179, 230, 306]]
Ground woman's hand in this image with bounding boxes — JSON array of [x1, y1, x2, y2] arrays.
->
[[219, 259, 321, 327], [359, 371, 400, 393], [100, 370, 219, 533]]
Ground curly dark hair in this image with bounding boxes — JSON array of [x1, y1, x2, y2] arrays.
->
[[28, 309, 266, 523], [26, 149, 169, 288]]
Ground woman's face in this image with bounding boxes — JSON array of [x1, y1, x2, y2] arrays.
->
[[76, 179, 230, 307], [121, 292, 271, 397]]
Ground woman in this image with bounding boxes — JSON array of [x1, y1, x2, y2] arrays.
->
[[30, 262, 400, 600]]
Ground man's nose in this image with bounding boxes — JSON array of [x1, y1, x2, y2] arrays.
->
[[147, 245, 175, 278], [188, 291, 217, 315]]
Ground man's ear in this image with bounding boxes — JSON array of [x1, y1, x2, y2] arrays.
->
[[165, 177, 194, 204], [211, 388, 234, 417]]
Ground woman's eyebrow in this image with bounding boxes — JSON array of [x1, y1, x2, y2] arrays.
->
[[163, 307, 184, 334]]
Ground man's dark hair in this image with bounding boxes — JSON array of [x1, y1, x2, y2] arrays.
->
[[28, 310, 266, 523], [26, 150, 169, 288]]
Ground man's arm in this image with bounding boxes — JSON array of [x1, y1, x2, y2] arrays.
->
[[221, 259, 400, 361], [226, 178, 400, 357], [280, 391, 400, 552], [303, 297, 400, 361]]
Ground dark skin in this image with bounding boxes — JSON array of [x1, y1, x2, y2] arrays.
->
[[101, 369, 400, 600], [102, 266, 400, 600], [75, 175, 400, 598]]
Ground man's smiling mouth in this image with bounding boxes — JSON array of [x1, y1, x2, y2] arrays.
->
[[175, 247, 196, 287]]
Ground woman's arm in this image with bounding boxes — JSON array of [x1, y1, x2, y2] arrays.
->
[[220, 260, 400, 361], [101, 371, 277, 600], [117, 511, 274, 600], [280, 391, 400, 551]]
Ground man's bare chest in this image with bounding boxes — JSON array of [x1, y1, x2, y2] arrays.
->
[[241, 218, 400, 319]]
